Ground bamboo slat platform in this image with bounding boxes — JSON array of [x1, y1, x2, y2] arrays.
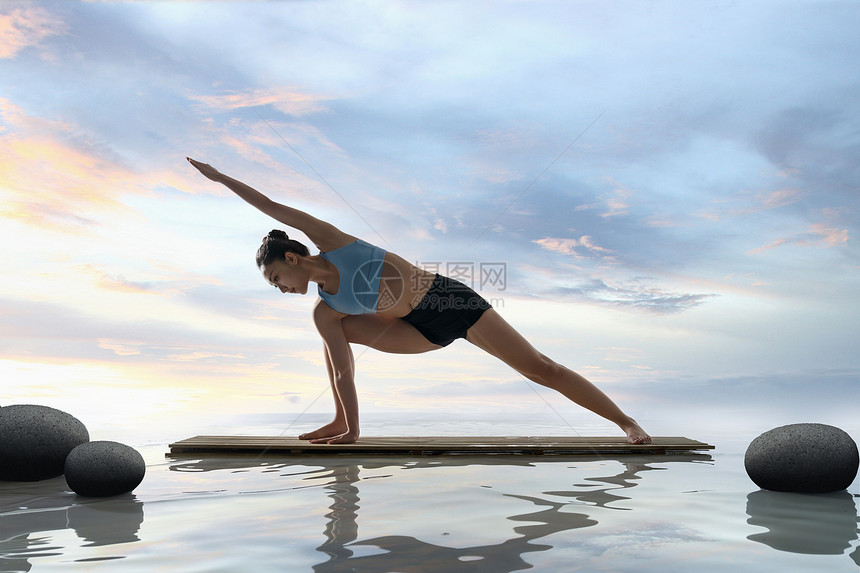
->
[[168, 436, 714, 456]]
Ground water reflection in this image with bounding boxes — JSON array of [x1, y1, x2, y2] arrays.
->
[[311, 480, 599, 572], [171, 453, 710, 572], [746, 489, 859, 563], [542, 460, 665, 510], [310, 458, 677, 572], [0, 477, 144, 571], [316, 464, 361, 565]]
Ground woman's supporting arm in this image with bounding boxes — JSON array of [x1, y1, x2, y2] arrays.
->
[[312, 301, 360, 444]]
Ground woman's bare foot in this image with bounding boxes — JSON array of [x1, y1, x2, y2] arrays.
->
[[621, 418, 652, 445], [310, 430, 359, 445], [298, 420, 347, 441]]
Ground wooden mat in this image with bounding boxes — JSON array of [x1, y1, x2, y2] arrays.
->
[[168, 435, 714, 456]]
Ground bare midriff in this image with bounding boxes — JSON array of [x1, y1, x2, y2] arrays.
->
[[375, 251, 437, 318]]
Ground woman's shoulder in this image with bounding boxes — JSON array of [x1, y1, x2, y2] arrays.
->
[[316, 233, 360, 254]]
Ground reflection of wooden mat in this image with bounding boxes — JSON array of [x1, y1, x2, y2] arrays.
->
[[168, 436, 714, 456]]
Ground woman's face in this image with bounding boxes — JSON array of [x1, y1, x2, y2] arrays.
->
[[261, 253, 309, 295]]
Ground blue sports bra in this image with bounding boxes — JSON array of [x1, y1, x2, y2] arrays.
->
[[318, 239, 387, 315]]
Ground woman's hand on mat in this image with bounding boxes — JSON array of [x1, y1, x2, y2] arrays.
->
[[310, 430, 359, 445], [187, 157, 223, 182]]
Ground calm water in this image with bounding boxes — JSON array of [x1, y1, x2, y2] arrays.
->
[[1, 416, 858, 572]]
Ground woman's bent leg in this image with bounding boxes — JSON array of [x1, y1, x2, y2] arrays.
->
[[341, 314, 443, 354]]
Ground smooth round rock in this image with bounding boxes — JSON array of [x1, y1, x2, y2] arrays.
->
[[64, 441, 146, 497], [745, 423, 859, 493], [0, 404, 90, 481]]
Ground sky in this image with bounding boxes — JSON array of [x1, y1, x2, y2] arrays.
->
[[1, 0, 858, 441]]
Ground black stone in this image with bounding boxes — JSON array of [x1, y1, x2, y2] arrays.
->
[[0, 404, 89, 481], [745, 423, 859, 493], [64, 441, 146, 497]]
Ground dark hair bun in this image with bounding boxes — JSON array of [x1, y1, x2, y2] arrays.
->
[[265, 229, 289, 242], [256, 229, 310, 267]]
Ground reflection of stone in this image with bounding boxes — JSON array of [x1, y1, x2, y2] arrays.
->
[[746, 489, 858, 555], [0, 481, 144, 571], [0, 404, 89, 481], [852, 535, 860, 568], [0, 478, 72, 548], [68, 495, 145, 546], [744, 423, 859, 493]]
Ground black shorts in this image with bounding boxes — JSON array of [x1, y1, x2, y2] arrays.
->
[[402, 274, 492, 347]]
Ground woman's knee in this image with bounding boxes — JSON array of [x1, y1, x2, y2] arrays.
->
[[522, 353, 565, 387]]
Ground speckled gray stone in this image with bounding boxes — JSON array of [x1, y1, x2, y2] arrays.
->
[[745, 423, 859, 493], [0, 404, 90, 481], [64, 441, 146, 497]]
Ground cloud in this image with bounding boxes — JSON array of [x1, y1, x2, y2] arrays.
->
[[97, 339, 142, 357], [0, 98, 144, 227], [534, 236, 613, 260], [751, 106, 860, 213], [638, 368, 860, 430], [600, 179, 633, 219], [0, 95, 203, 231], [552, 278, 716, 314], [703, 188, 806, 223], [0, 295, 312, 378], [0, 4, 66, 59], [188, 87, 334, 117], [1, 1, 858, 426], [748, 223, 850, 254], [0, 137, 124, 226], [77, 265, 163, 296], [759, 188, 802, 210]]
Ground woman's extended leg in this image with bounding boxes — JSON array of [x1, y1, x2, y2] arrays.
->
[[466, 309, 651, 444]]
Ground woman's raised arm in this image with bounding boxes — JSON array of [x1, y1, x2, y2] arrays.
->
[[187, 158, 352, 251]]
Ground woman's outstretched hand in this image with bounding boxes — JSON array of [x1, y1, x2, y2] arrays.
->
[[186, 157, 222, 182]]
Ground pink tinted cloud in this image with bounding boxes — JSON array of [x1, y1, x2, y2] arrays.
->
[[0, 98, 193, 227], [748, 223, 849, 254], [534, 236, 613, 259], [188, 87, 334, 117], [0, 5, 66, 60]]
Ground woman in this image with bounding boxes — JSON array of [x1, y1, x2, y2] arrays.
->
[[187, 158, 651, 445]]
